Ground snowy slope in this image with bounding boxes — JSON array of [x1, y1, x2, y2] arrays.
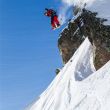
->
[[28, 38, 110, 110]]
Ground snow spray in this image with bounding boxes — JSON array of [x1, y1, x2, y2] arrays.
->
[[58, 0, 96, 25]]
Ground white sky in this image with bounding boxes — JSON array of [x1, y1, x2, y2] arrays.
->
[[61, 0, 110, 24], [88, 0, 110, 24]]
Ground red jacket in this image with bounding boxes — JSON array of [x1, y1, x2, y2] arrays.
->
[[45, 9, 56, 17]]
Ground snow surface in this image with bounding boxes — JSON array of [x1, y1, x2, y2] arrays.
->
[[28, 38, 110, 110]]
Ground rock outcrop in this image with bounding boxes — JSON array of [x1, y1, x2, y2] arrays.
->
[[58, 9, 110, 70]]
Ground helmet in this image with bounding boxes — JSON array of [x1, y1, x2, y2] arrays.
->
[[45, 8, 48, 11]]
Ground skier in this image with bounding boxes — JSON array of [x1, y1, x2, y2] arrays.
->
[[44, 8, 60, 30]]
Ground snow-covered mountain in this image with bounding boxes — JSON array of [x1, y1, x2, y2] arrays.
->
[[27, 38, 110, 110]]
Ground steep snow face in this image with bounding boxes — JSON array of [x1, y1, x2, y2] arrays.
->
[[28, 38, 110, 110]]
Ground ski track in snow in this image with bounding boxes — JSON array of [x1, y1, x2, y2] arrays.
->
[[27, 38, 110, 110]]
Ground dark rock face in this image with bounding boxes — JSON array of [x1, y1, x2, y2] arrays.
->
[[58, 9, 110, 70]]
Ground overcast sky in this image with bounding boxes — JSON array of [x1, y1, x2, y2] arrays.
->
[[88, 0, 110, 24]]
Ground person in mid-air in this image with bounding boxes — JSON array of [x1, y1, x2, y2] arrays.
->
[[44, 8, 60, 30]]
